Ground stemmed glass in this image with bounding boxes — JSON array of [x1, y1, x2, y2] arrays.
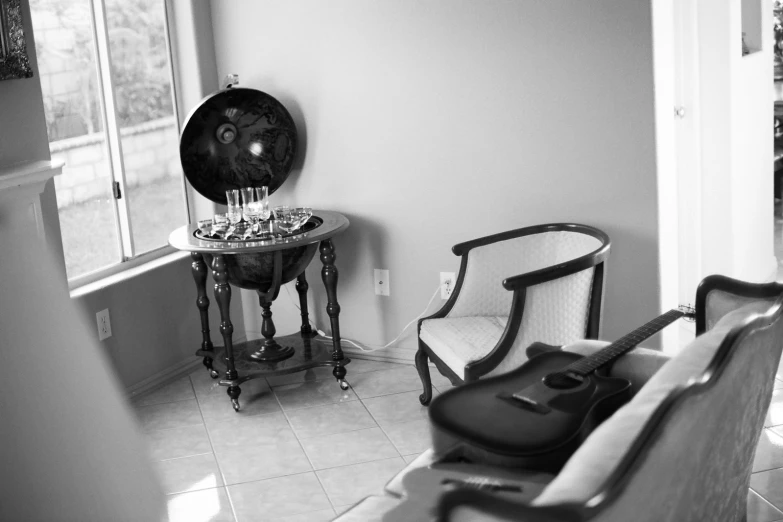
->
[[254, 187, 272, 238], [226, 189, 242, 234], [241, 187, 258, 228]]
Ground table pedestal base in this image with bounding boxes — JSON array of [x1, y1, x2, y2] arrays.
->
[[197, 333, 350, 386], [249, 342, 295, 362]]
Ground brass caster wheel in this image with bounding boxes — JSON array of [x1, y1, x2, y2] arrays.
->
[[231, 399, 240, 412], [209, 369, 220, 379], [419, 394, 431, 406], [339, 380, 350, 391]]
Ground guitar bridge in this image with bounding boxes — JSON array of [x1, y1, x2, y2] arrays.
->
[[497, 392, 551, 414]]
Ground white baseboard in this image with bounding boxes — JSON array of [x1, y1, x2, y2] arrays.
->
[[341, 345, 415, 365], [125, 335, 250, 398], [127, 336, 413, 398], [126, 357, 202, 399], [341, 344, 443, 370]]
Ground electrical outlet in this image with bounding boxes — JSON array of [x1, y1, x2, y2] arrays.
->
[[374, 269, 390, 296], [96, 308, 112, 341], [440, 272, 456, 299]]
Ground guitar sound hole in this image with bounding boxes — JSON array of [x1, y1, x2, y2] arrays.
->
[[543, 373, 582, 389]]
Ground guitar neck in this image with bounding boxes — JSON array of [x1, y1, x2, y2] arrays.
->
[[566, 309, 686, 376]]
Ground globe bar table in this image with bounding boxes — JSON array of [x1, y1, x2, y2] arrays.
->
[[169, 210, 350, 411]]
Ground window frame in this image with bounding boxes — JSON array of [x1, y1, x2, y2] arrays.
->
[[51, 0, 191, 290]]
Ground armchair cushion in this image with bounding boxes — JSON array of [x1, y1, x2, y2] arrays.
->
[[422, 269, 597, 380], [532, 301, 772, 507], [419, 316, 509, 380]]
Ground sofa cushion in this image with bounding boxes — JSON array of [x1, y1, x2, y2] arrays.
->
[[532, 301, 771, 507]]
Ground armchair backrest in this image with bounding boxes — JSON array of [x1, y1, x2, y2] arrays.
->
[[696, 274, 783, 334], [528, 283, 783, 522], [449, 230, 604, 319]]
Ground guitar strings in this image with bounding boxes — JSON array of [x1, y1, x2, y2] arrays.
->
[[547, 309, 685, 383]]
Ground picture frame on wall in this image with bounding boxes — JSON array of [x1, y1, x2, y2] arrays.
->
[[0, 0, 33, 81]]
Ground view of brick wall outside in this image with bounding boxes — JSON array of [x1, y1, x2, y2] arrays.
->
[[51, 117, 181, 208], [30, 0, 188, 279]]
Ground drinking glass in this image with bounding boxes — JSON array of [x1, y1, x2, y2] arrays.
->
[[226, 189, 242, 232], [273, 206, 298, 236], [197, 219, 212, 235], [254, 186, 271, 222], [241, 187, 258, 225], [213, 213, 229, 238], [292, 207, 313, 230]]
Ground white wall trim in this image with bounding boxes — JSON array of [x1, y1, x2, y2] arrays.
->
[[342, 346, 414, 365], [0, 159, 63, 193], [126, 356, 202, 399]]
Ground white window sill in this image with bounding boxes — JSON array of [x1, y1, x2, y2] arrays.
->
[[69, 247, 191, 298]]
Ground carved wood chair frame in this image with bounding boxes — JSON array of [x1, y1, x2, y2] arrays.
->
[[436, 275, 783, 522], [415, 223, 611, 405]]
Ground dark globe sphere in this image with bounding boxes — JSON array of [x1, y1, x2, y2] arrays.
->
[[179, 87, 298, 204]]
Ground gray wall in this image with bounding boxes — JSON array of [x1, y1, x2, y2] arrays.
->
[[209, 0, 662, 358]]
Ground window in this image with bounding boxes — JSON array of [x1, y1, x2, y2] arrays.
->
[[30, 0, 188, 283]]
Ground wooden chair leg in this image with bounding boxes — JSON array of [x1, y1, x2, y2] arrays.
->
[[415, 347, 433, 405]]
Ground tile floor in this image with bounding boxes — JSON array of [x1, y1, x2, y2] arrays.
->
[[132, 357, 783, 522], [132, 359, 453, 522]]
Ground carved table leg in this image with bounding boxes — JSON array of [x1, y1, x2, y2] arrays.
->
[[211, 254, 241, 412], [249, 298, 294, 362], [191, 252, 218, 378], [320, 239, 349, 390], [296, 272, 314, 336], [249, 250, 294, 362]]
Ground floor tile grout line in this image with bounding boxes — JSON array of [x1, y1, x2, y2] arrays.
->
[[264, 364, 415, 388], [275, 395, 362, 413], [270, 383, 338, 513], [290, 403, 380, 441], [359, 396, 405, 459], [314, 454, 406, 474], [153, 450, 214, 463], [189, 371, 240, 522], [749, 486, 783, 513], [132, 395, 198, 408], [141, 421, 205, 434]]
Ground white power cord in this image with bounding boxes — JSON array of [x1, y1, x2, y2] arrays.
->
[[284, 284, 442, 352]]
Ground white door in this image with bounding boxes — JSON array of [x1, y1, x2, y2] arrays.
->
[[674, 0, 702, 310]]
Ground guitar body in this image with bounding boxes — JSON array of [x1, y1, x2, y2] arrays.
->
[[430, 348, 632, 473], [382, 462, 552, 522]]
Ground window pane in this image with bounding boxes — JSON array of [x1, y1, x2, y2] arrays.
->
[[30, 0, 122, 279], [106, 0, 187, 254]]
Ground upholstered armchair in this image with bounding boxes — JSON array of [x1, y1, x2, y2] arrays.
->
[[434, 275, 783, 522], [415, 223, 611, 405]]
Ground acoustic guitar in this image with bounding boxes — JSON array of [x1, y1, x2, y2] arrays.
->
[[382, 461, 551, 522], [429, 306, 695, 472]]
